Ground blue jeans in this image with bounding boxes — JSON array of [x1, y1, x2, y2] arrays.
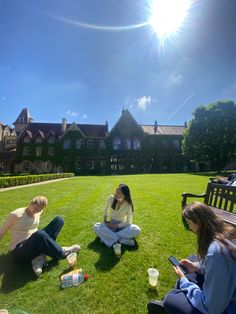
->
[[11, 216, 66, 263]]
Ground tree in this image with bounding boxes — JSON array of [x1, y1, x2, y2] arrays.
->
[[182, 100, 236, 170]]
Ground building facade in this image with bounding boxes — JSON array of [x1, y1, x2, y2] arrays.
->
[[12, 108, 187, 174], [0, 122, 17, 173]]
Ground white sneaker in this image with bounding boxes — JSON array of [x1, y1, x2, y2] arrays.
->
[[119, 238, 135, 246], [32, 254, 47, 276], [62, 244, 81, 256]]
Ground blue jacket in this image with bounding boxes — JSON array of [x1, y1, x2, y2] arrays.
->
[[179, 241, 236, 314]]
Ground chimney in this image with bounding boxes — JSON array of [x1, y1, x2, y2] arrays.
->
[[62, 118, 67, 132], [154, 120, 158, 134]]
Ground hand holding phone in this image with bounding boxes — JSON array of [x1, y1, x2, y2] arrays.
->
[[168, 256, 188, 274]]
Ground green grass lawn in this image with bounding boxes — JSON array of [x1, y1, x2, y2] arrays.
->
[[0, 173, 210, 314]]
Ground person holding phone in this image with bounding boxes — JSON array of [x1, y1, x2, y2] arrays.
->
[[93, 184, 141, 247], [148, 201, 236, 314], [0, 196, 81, 276]]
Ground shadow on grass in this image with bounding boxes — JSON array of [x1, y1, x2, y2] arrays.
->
[[0, 252, 36, 293], [188, 172, 219, 177], [0, 252, 60, 293], [87, 237, 139, 272]]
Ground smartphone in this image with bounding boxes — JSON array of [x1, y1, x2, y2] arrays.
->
[[168, 256, 188, 274]]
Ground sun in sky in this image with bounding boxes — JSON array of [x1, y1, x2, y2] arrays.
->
[[149, 0, 191, 40]]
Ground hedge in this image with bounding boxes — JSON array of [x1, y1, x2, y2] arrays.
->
[[0, 173, 74, 188]]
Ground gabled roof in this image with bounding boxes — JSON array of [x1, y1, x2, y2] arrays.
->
[[19, 122, 108, 140], [36, 130, 45, 139], [109, 109, 144, 135], [13, 108, 32, 124], [141, 125, 186, 135]]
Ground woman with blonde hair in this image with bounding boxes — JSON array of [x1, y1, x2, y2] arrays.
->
[[0, 196, 80, 276], [148, 202, 236, 314]]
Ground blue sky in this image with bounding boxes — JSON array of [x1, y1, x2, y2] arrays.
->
[[1, 0, 236, 128]]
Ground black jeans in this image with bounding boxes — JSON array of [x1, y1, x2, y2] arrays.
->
[[12, 216, 65, 263]]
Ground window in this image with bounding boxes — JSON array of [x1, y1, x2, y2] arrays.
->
[[99, 139, 106, 150], [110, 155, 117, 163], [118, 164, 125, 170], [87, 140, 94, 149], [113, 137, 121, 150], [76, 139, 84, 149], [23, 146, 30, 156], [48, 147, 54, 156], [99, 158, 106, 168], [133, 138, 141, 150], [125, 138, 131, 150], [63, 139, 71, 149], [46, 162, 52, 172], [36, 146, 42, 157], [36, 137, 43, 143], [75, 158, 83, 169], [48, 136, 55, 144], [111, 164, 117, 170], [88, 157, 95, 169], [23, 136, 30, 143], [24, 161, 30, 172]]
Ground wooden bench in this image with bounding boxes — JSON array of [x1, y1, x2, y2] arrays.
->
[[182, 181, 236, 226]]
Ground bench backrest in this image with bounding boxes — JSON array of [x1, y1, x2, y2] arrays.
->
[[204, 182, 236, 212]]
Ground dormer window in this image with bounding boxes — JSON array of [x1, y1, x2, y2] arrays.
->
[[36, 137, 43, 143], [48, 136, 55, 144], [23, 136, 30, 143]]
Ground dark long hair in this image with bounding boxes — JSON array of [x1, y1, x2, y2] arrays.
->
[[182, 202, 236, 260], [111, 184, 134, 212]]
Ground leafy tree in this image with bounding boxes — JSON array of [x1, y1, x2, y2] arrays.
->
[[182, 100, 236, 170]]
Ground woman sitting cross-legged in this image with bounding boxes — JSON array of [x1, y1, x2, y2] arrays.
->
[[93, 184, 141, 247], [0, 196, 81, 276], [147, 202, 236, 314]]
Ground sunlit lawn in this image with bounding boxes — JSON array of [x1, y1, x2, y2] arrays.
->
[[0, 173, 210, 314]]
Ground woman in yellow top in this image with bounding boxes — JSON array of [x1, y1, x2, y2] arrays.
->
[[0, 196, 80, 276], [94, 184, 141, 247]]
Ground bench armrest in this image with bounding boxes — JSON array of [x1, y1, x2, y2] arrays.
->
[[181, 192, 206, 209]]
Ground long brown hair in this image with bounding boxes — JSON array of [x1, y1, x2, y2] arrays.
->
[[182, 202, 236, 260]]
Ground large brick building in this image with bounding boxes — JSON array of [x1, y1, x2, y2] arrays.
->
[[3, 108, 187, 174]]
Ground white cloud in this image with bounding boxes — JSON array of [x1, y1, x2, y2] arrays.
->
[[136, 96, 152, 110], [168, 73, 182, 86], [66, 110, 78, 117], [82, 114, 87, 119]]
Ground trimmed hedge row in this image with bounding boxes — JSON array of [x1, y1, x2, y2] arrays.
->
[[0, 173, 74, 188]]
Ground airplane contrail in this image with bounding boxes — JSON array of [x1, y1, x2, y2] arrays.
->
[[44, 12, 150, 32], [165, 93, 194, 122]]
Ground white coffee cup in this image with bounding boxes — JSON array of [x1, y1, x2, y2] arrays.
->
[[113, 243, 121, 257], [67, 252, 77, 267], [148, 268, 159, 289]]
